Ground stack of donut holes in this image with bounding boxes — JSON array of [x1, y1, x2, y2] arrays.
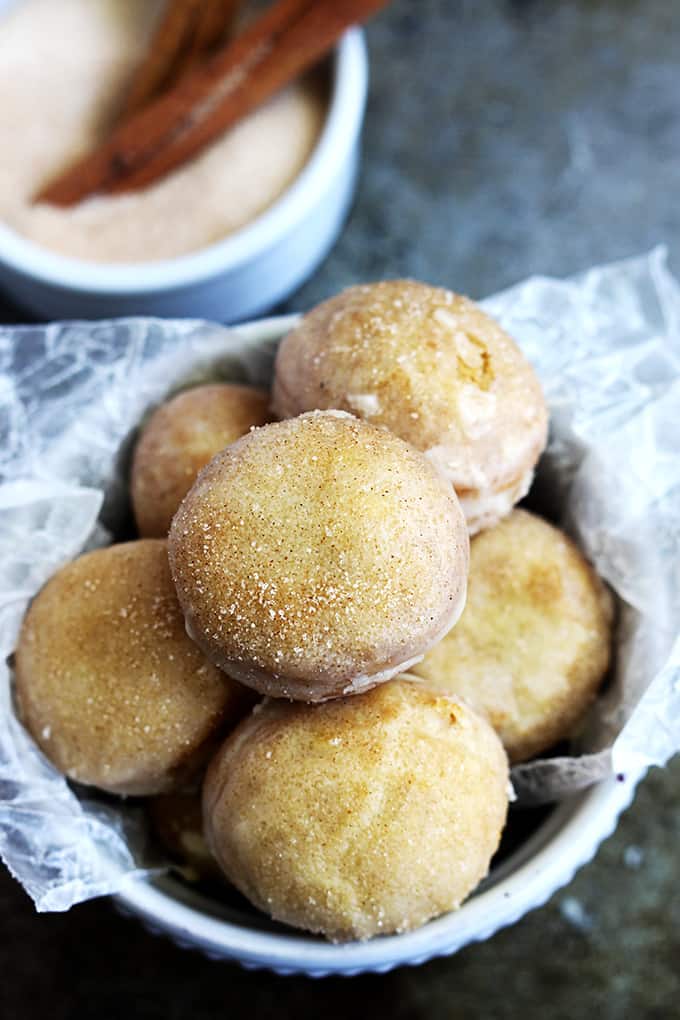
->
[[15, 281, 613, 943]]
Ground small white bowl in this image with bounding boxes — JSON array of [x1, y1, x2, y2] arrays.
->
[[117, 769, 642, 977], [0, 24, 367, 322]]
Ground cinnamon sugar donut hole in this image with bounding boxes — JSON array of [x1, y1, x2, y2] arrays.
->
[[272, 281, 548, 534], [412, 510, 614, 762], [15, 540, 252, 796], [132, 383, 270, 538], [169, 411, 469, 702], [203, 679, 509, 942]]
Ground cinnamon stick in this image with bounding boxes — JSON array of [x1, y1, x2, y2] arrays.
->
[[119, 0, 243, 121], [183, 0, 243, 66], [35, 0, 390, 207]]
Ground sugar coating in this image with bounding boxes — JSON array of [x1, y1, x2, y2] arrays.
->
[[203, 679, 509, 942], [169, 411, 469, 702], [132, 383, 271, 538], [15, 540, 252, 795], [272, 281, 549, 534], [413, 510, 614, 762]]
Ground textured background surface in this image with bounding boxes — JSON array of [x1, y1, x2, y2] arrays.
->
[[2, 0, 680, 1015]]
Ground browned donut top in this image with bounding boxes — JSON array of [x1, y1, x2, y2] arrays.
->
[[132, 383, 271, 538], [204, 679, 508, 941], [273, 281, 548, 496], [413, 509, 614, 761], [15, 539, 245, 794], [169, 411, 469, 699]]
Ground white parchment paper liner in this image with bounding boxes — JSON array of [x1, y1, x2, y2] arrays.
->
[[1, 249, 679, 911]]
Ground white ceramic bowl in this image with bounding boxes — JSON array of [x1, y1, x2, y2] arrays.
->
[[1, 311, 647, 975], [103, 314, 645, 978], [0, 20, 367, 322]]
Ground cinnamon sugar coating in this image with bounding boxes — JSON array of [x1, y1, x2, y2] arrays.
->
[[169, 411, 469, 702], [203, 679, 509, 942], [272, 281, 548, 534], [132, 383, 271, 538], [15, 540, 251, 795], [413, 510, 614, 762]]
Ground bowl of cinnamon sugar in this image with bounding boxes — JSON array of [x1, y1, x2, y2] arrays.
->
[[0, 0, 374, 321]]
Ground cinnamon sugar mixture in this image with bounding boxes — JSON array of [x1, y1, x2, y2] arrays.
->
[[0, 0, 326, 262]]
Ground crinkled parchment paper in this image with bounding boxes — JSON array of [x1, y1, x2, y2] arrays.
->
[[1, 249, 679, 911]]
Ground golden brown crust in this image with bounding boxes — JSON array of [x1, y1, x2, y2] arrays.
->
[[203, 679, 509, 941], [412, 509, 614, 762], [169, 411, 469, 702], [15, 539, 253, 795], [131, 383, 271, 538], [272, 281, 548, 532]]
